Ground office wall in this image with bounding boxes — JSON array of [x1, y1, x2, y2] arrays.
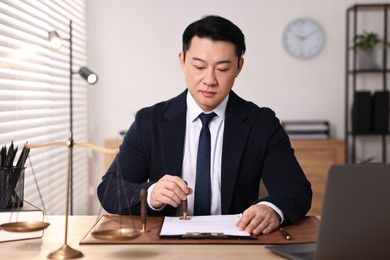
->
[[86, 0, 387, 212]]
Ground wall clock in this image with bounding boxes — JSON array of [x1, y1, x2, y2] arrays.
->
[[282, 18, 325, 59]]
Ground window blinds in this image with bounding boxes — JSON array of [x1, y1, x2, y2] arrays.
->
[[0, 0, 89, 215]]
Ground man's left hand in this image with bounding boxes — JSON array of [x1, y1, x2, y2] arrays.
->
[[236, 204, 280, 235]]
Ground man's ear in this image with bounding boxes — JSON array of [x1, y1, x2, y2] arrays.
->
[[178, 51, 185, 71], [236, 57, 244, 77]]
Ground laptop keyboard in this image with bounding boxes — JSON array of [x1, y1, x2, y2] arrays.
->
[[290, 252, 315, 260]]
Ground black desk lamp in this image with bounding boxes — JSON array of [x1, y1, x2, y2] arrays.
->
[[44, 20, 98, 259]]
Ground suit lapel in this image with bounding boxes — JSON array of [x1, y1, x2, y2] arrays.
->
[[159, 91, 187, 177], [221, 92, 250, 214]]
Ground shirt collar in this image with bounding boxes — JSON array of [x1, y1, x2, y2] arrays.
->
[[187, 91, 228, 122]]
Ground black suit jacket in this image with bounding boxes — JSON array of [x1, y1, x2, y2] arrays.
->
[[98, 90, 312, 224]]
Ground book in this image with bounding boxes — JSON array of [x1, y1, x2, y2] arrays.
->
[[372, 91, 389, 134], [0, 201, 44, 243], [287, 133, 329, 140], [352, 91, 372, 134]]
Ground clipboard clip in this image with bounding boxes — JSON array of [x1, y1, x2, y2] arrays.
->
[[182, 232, 229, 239]]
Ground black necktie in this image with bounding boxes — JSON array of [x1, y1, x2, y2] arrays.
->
[[194, 112, 216, 215]]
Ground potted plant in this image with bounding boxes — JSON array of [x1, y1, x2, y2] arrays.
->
[[352, 31, 388, 69]]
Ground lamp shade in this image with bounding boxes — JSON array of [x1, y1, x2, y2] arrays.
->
[[78, 66, 98, 84], [48, 31, 62, 49]]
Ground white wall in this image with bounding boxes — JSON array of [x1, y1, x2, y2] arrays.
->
[[86, 0, 388, 213]]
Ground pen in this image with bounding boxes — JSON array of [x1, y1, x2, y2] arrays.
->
[[279, 227, 291, 240]]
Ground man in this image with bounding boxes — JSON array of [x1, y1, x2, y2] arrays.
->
[[98, 15, 312, 236]]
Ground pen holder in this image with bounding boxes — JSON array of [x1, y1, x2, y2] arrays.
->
[[0, 167, 24, 209]]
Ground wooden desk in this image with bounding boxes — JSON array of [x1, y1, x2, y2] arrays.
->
[[0, 216, 283, 260]]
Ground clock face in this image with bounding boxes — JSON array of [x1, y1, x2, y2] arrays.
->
[[283, 18, 325, 59]]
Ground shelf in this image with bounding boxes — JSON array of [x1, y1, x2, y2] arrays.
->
[[348, 69, 390, 74], [347, 4, 390, 12], [347, 132, 389, 136]]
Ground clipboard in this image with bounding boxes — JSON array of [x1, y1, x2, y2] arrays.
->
[[158, 214, 256, 240], [161, 232, 256, 240]]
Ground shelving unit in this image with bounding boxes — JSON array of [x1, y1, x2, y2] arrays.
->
[[345, 4, 390, 163]]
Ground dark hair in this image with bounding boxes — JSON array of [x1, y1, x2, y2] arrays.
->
[[182, 15, 246, 60]]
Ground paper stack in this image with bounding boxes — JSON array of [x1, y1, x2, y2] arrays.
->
[[282, 121, 330, 140]]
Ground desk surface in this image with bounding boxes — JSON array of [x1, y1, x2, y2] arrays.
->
[[0, 216, 283, 260]]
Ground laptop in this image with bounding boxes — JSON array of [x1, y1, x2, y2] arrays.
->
[[267, 163, 390, 260]]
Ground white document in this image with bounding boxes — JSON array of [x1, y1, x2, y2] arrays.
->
[[159, 214, 251, 237]]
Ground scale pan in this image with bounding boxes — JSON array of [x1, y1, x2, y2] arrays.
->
[[0, 221, 50, 232], [92, 228, 141, 241]]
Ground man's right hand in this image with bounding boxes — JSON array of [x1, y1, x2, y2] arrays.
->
[[150, 175, 192, 209]]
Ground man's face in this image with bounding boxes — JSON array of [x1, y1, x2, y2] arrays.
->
[[179, 36, 244, 112]]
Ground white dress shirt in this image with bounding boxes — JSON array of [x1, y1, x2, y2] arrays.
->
[[182, 91, 227, 215]]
